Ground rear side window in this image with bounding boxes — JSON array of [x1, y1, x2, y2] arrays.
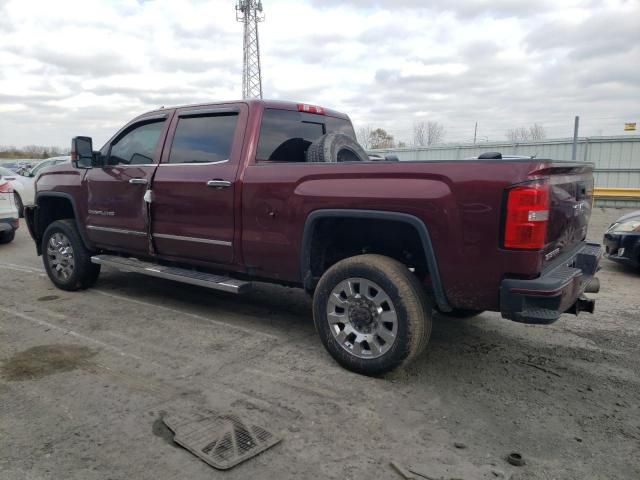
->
[[256, 109, 356, 162], [168, 114, 238, 164], [109, 120, 165, 165]]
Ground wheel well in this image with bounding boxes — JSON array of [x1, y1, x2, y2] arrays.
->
[[306, 217, 430, 286], [35, 196, 77, 253]]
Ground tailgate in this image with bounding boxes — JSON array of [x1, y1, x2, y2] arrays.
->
[[538, 163, 594, 263]]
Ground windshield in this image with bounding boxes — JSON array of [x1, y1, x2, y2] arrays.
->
[[0, 166, 16, 177], [29, 161, 53, 176]]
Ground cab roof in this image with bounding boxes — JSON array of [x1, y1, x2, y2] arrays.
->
[[142, 99, 350, 120]]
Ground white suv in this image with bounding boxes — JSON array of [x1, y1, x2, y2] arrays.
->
[[0, 179, 19, 244]]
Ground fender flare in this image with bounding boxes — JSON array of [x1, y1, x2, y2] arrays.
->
[[300, 209, 451, 312], [34, 192, 92, 254]]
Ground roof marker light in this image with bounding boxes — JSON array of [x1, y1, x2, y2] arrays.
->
[[297, 103, 325, 115]]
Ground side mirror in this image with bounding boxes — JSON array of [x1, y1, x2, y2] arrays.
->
[[71, 136, 94, 169]]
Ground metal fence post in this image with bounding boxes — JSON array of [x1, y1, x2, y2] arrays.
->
[[572, 116, 579, 160]]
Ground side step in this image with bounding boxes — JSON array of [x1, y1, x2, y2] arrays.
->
[[91, 255, 251, 294]]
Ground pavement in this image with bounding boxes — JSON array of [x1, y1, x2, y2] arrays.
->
[[1, 207, 639, 480]]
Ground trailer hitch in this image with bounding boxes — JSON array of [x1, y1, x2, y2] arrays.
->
[[568, 295, 595, 315]]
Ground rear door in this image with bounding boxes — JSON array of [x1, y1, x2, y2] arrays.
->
[[85, 113, 171, 255], [150, 104, 247, 264]]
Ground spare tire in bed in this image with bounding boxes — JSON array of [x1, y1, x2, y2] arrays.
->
[[306, 133, 370, 163]]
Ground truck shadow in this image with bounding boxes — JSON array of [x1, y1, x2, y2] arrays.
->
[[95, 270, 631, 396], [97, 271, 315, 332], [96, 270, 595, 377]]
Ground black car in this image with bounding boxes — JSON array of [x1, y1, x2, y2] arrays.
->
[[603, 210, 640, 269]]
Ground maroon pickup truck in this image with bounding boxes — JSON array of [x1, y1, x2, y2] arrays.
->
[[25, 99, 601, 375]]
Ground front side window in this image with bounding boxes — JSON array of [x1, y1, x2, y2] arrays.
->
[[108, 120, 165, 166], [256, 109, 356, 162], [168, 114, 238, 164]]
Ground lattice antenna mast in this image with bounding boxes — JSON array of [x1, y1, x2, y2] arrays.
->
[[236, 0, 264, 99]]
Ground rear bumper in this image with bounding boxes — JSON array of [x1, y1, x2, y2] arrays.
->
[[0, 217, 19, 232], [500, 242, 601, 324], [603, 232, 640, 269]]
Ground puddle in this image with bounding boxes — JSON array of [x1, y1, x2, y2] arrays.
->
[[1, 344, 96, 381]]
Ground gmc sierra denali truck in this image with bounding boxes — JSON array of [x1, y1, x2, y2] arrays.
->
[[24, 99, 602, 375]]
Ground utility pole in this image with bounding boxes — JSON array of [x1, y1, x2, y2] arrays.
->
[[236, 0, 264, 99], [473, 121, 477, 144], [572, 115, 579, 160]]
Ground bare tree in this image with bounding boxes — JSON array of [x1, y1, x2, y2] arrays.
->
[[0, 145, 68, 159], [528, 123, 546, 141], [413, 122, 427, 146], [414, 121, 445, 146], [506, 124, 547, 142], [506, 127, 528, 142], [426, 121, 445, 145], [357, 125, 372, 150], [368, 128, 395, 149]]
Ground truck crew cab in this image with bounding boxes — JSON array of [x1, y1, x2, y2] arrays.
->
[[25, 100, 601, 375]]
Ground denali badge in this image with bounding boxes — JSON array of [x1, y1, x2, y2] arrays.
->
[[88, 209, 115, 216], [574, 201, 588, 216], [545, 248, 560, 261]]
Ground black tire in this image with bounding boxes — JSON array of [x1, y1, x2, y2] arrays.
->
[[42, 219, 100, 291], [438, 308, 484, 319], [313, 254, 432, 376], [0, 229, 15, 244], [14, 193, 24, 218], [306, 133, 369, 163]]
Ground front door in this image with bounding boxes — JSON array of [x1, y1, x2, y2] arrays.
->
[[85, 114, 171, 254], [151, 104, 247, 265]]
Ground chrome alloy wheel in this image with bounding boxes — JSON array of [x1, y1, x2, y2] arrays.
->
[[46, 232, 75, 281], [326, 277, 398, 359]]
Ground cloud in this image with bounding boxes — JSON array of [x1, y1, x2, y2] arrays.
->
[[0, 0, 637, 148], [525, 6, 640, 60], [309, 0, 556, 18]]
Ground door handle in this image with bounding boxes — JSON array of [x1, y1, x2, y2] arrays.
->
[[207, 180, 231, 189], [129, 178, 148, 185]]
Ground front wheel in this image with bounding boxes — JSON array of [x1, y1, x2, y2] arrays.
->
[[313, 254, 432, 376], [42, 219, 101, 291]]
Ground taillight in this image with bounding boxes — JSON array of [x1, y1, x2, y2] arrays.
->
[[0, 181, 12, 194], [504, 181, 550, 249], [297, 103, 325, 115]]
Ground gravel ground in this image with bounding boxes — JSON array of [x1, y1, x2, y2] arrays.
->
[[1, 208, 639, 480]]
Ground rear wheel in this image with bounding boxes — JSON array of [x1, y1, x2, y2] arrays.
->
[[42, 219, 100, 291], [313, 254, 432, 375], [0, 229, 15, 244]]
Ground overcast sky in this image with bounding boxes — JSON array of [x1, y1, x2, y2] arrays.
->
[[0, 0, 638, 148]]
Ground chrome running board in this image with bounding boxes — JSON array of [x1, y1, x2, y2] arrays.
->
[[91, 255, 251, 294]]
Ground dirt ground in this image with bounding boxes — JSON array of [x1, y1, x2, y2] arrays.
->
[[1, 208, 639, 480]]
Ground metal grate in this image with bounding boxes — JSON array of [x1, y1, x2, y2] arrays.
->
[[163, 412, 281, 470]]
